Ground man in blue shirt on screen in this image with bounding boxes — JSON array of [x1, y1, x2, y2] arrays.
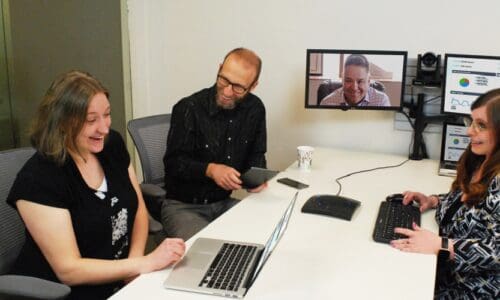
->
[[160, 48, 268, 241], [320, 54, 390, 107]]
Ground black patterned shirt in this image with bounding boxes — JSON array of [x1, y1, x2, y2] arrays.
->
[[163, 85, 267, 204], [435, 176, 499, 299]]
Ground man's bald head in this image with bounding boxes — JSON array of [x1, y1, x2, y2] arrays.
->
[[222, 48, 262, 84]]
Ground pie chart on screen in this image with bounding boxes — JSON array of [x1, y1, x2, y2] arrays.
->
[[459, 78, 470, 87]]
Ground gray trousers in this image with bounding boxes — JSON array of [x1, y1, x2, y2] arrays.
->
[[159, 197, 239, 241]]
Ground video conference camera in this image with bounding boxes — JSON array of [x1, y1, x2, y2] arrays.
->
[[412, 52, 441, 87]]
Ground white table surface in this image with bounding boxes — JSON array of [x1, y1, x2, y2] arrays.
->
[[110, 147, 453, 300]]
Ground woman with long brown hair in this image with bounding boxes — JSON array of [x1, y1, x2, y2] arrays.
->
[[391, 88, 499, 299]]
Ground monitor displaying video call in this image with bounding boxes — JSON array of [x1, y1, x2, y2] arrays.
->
[[305, 49, 408, 111]]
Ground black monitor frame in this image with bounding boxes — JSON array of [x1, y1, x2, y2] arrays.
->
[[441, 53, 500, 116], [305, 49, 408, 111], [439, 120, 469, 164]]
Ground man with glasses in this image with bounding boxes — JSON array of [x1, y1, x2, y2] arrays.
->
[[160, 48, 267, 241], [320, 54, 390, 107]]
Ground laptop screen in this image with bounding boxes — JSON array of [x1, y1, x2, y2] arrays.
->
[[441, 122, 470, 163], [249, 192, 298, 284]]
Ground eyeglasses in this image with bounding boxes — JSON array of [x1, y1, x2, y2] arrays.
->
[[216, 74, 249, 95], [463, 117, 489, 133]]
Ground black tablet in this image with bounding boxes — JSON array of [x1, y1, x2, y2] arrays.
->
[[240, 167, 279, 189]]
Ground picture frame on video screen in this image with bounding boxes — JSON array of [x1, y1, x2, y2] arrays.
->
[[305, 49, 407, 111]]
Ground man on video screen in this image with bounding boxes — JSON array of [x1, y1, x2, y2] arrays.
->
[[320, 54, 390, 107]]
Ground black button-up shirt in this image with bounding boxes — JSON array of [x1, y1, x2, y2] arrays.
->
[[163, 85, 267, 204]]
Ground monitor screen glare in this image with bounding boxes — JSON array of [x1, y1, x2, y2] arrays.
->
[[442, 53, 500, 115], [305, 49, 407, 111]]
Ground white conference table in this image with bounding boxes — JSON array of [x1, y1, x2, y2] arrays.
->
[[110, 147, 453, 300]]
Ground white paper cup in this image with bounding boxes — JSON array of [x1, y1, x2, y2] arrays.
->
[[297, 146, 314, 171]]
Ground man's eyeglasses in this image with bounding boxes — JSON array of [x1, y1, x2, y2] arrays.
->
[[463, 117, 488, 133], [217, 74, 249, 94]]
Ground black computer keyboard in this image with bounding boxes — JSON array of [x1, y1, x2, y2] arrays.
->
[[372, 201, 421, 243]]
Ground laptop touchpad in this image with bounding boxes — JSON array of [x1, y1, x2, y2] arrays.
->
[[177, 252, 212, 270]]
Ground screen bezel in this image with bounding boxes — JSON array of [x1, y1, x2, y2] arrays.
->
[[441, 53, 500, 116], [305, 49, 408, 111]]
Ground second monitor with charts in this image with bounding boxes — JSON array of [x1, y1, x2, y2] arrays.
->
[[442, 53, 500, 115]]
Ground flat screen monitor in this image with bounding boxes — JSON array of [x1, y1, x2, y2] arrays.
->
[[305, 49, 407, 110], [442, 53, 500, 115]]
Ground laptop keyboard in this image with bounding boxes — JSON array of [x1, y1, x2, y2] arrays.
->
[[199, 243, 257, 291], [443, 162, 457, 169]]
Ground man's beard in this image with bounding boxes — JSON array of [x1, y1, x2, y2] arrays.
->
[[216, 93, 245, 110]]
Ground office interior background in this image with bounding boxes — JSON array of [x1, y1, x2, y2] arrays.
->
[[1, 0, 499, 175]]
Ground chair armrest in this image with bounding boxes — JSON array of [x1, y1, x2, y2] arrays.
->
[[140, 183, 166, 198], [0, 275, 71, 300], [148, 215, 163, 234]]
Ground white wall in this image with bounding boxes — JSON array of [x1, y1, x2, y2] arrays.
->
[[127, 0, 500, 171]]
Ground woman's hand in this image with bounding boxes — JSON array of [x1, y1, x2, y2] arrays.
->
[[145, 238, 186, 273], [390, 223, 441, 255], [402, 191, 438, 212]]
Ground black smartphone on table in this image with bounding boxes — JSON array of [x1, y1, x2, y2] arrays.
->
[[277, 177, 309, 189]]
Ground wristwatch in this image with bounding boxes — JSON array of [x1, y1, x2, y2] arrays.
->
[[438, 237, 450, 260], [441, 237, 448, 249]]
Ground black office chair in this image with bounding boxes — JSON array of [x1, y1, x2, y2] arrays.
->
[[0, 147, 71, 300], [127, 114, 171, 238], [317, 80, 386, 105]]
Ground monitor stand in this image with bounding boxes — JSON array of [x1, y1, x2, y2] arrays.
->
[[409, 93, 451, 160]]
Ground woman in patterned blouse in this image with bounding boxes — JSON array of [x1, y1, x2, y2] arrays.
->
[[391, 88, 499, 299]]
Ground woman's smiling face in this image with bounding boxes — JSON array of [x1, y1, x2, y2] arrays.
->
[[75, 93, 111, 156], [467, 105, 495, 159]]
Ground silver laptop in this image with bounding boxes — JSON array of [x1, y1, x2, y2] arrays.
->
[[438, 121, 469, 177], [164, 192, 298, 298]]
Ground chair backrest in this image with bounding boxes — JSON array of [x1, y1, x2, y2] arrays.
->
[[317, 80, 386, 105], [317, 80, 342, 104], [0, 147, 36, 274], [127, 114, 171, 186]]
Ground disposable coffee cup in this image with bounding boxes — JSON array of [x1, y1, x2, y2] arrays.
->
[[297, 146, 314, 171]]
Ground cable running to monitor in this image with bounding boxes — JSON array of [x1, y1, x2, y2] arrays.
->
[[334, 158, 410, 196]]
